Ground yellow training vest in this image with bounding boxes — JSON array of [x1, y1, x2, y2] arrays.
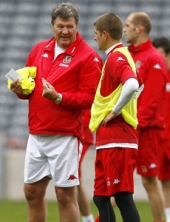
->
[[89, 47, 138, 132]]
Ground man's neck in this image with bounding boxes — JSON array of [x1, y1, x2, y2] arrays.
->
[[106, 40, 121, 49], [132, 36, 149, 47], [105, 42, 122, 55]]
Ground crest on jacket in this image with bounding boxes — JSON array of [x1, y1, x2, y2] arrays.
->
[[63, 55, 72, 64], [135, 60, 142, 70]]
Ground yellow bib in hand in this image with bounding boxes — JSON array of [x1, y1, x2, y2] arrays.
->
[[7, 67, 37, 95]]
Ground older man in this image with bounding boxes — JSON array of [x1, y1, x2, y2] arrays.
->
[[10, 2, 102, 222]]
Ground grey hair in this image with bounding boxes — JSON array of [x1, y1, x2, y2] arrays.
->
[[51, 2, 79, 25]]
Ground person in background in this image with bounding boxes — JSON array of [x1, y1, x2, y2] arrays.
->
[[90, 12, 141, 222], [124, 12, 167, 222], [77, 110, 96, 222], [152, 37, 170, 222], [10, 2, 102, 222]]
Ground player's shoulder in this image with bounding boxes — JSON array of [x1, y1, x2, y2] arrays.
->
[[109, 50, 128, 65], [79, 40, 102, 62], [146, 46, 167, 72], [80, 39, 98, 54], [28, 38, 54, 58], [32, 39, 53, 50], [147, 45, 164, 60]]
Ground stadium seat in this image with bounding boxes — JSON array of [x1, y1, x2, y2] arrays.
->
[[0, 0, 170, 148]]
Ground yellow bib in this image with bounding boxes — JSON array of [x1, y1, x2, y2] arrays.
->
[[89, 47, 138, 132], [7, 67, 37, 95]]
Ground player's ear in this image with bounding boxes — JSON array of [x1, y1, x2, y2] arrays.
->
[[135, 25, 139, 33], [136, 24, 143, 33], [103, 30, 109, 40]]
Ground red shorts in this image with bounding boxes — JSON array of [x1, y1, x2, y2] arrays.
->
[[158, 136, 170, 181], [94, 147, 137, 196], [136, 128, 161, 177]]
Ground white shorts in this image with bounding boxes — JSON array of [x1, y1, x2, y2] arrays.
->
[[24, 134, 80, 187]]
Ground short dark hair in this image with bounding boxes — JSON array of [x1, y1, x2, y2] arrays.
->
[[152, 37, 170, 54], [94, 13, 123, 40], [51, 2, 79, 25]]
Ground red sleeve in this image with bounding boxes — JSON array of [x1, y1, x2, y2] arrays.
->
[[137, 62, 166, 129], [17, 94, 30, 100], [108, 52, 137, 85], [61, 55, 103, 110], [81, 109, 94, 144]]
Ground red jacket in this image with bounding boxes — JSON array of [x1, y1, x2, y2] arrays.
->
[[162, 69, 170, 139], [128, 39, 167, 130], [81, 110, 94, 145], [19, 32, 103, 141]]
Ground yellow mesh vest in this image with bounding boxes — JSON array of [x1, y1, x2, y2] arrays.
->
[[89, 47, 138, 132]]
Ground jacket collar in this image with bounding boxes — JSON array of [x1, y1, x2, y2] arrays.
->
[[43, 32, 82, 57], [106, 42, 123, 56], [128, 39, 152, 53]]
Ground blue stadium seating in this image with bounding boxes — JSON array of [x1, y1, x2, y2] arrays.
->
[[0, 0, 170, 148]]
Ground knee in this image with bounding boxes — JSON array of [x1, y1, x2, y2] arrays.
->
[[24, 185, 35, 201], [24, 184, 45, 202], [142, 176, 157, 190], [56, 187, 76, 206]]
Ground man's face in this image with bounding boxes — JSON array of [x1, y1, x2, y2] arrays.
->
[[94, 26, 106, 50], [52, 17, 77, 48], [123, 15, 138, 44]]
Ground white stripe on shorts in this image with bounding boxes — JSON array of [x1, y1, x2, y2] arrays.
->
[[24, 134, 80, 187]]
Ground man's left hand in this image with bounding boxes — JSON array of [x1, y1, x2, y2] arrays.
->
[[42, 78, 58, 101], [102, 111, 120, 125]]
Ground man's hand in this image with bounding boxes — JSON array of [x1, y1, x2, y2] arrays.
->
[[10, 79, 23, 95], [42, 78, 58, 101], [102, 111, 120, 125]]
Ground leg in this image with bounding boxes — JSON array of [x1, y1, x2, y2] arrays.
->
[[162, 180, 170, 222], [24, 176, 50, 222], [111, 196, 116, 208], [115, 192, 140, 222], [158, 141, 170, 222], [77, 178, 94, 222], [77, 142, 94, 222], [162, 180, 170, 208], [55, 186, 80, 222], [142, 176, 165, 222], [93, 195, 116, 222], [95, 196, 116, 222]]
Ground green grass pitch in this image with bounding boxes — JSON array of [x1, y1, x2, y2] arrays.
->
[[0, 200, 154, 221]]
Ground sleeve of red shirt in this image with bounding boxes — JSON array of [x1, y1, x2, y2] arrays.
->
[[137, 61, 166, 129], [61, 54, 103, 110], [109, 52, 138, 84]]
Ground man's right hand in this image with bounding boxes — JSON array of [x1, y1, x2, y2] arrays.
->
[[10, 79, 23, 95]]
